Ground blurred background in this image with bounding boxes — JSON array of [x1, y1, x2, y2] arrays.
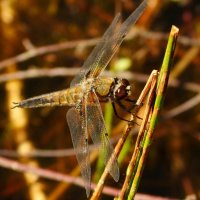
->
[[0, 0, 199, 199]]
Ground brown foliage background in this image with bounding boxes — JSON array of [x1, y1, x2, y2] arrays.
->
[[0, 0, 199, 199]]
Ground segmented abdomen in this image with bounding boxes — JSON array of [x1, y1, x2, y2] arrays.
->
[[15, 87, 83, 108]]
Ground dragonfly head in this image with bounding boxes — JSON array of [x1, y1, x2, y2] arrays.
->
[[113, 78, 131, 100]]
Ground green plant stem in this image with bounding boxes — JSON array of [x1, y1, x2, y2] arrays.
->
[[127, 25, 179, 200]]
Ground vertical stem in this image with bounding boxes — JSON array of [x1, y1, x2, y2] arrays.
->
[[90, 70, 156, 200], [117, 71, 158, 200], [127, 25, 179, 200]]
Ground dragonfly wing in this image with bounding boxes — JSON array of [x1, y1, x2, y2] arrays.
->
[[70, 13, 121, 87], [66, 103, 91, 197], [87, 91, 119, 181], [71, 0, 147, 87]]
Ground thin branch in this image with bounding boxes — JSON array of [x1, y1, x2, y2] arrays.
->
[[134, 27, 200, 46], [0, 127, 137, 159], [90, 70, 158, 200], [0, 148, 83, 158], [0, 156, 110, 196], [90, 120, 137, 199], [171, 47, 199, 78], [118, 71, 158, 199], [0, 38, 99, 71], [163, 93, 200, 119], [127, 25, 179, 199], [0, 143, 100, 158], [0, 68, 199, 94], [0, 27, 199, 71], [0, 156, 177, 200]]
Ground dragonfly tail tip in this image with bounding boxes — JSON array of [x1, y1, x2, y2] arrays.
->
[[11, 102, 20, 109]]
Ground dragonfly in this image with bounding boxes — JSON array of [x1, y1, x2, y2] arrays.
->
[[13, 0, 147, 197]]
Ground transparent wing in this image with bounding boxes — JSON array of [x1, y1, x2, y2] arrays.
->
[[71, 0, 147, 87], [66, 101, 91, 197], [70, 13, 121, 87], [87, 91, 119, 181]]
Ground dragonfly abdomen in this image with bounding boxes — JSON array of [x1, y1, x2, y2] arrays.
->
[[13, 87, 83, 108]]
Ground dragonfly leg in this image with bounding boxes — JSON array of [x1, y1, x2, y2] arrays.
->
[[117, 100, 133, 114], [124, 98, 137, 104], [125, 98, 144, 107], [117, 100, 143, 120], [112, 102, 133, 123]]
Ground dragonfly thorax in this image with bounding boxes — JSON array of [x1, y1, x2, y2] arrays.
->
[[112, 78, 132, 100]]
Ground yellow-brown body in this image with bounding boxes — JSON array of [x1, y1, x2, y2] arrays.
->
[[15, 77, 114, 108]]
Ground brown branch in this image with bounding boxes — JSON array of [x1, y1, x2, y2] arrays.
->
[[0, 68, 199, 94], [0, 143, 100, 158], [135, 27, 200, 46], [118, 71, 158, 199], [0, 38, 99, 71], [0, 156, 177, 200], [0, 156, 111, 196], [90, 70, 158, 200], [163, 93, 200, 119], [0, 28, 199, 71]]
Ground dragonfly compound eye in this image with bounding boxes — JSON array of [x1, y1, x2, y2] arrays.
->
[[114, 78, 131, 100]]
